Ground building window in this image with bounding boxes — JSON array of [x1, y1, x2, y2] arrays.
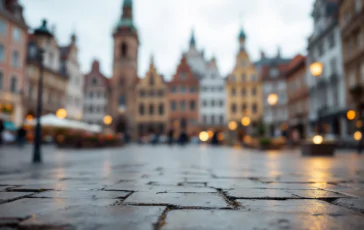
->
[[121, 42, 127, 58], [252, 103, 258, 114], [158, 104, 164, 115], [10, 76, 17, 93], [12, 51, 20, 67], [190, 86, 196, 93], [231, 75, 236, 82], [242, 74, 246, 82], [0, 71, 3, 89], [181, 86, 186, 93], [251, 74, 257, 82], [12, 28, 21, 42], [270, 68, 279, 77], [171, 101, 177, 111], [92, 77, 97, 85], [180, 72, 187, 80], [0, 19, 6, 34], [318, 43, 324, 56], [119, 95, 126, 107], [210, 87, 215, 92], [231, 88, 236, 96], [241, 88, 246, 96], [211, 115, 215, 124], [349, 71, 356, 87], [219, 115, 224, 124], [252, 87, 257, 96], [231, 104, 237, 113], [89, 105, 93, 113], [140, 90, 146, 97], [149, 74, 154, 86], [149, 90, 154, 96], [149, 104, 154, 115], [171, 86, 177, 93], [330, 58, 337, 75], [202, 100, 207, 107], [203, 115, 207, 124], [211, 100, 215, 107], [158, 90, 164, 97], [219, 86, 224, 91], [119, 78, 124, 86], [180, 101, 186, 111], [219, 100, 224, 107], [0, 44, 4, 62], [242, 104, 247, 113], [139, 104, 144, 115], [328, 33, 335, 48], [189, 100, 195, 111], [355, 0, 362, 13]]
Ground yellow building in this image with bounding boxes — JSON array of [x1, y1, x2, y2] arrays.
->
[[135, 56, 169, 136], [226, 27, 262, 128]]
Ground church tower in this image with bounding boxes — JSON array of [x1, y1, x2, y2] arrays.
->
[[110, 0, 139, 137]]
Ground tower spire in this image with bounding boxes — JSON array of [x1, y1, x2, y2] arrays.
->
[[189, 28, 196, 48], [122, 0, 133, 20]]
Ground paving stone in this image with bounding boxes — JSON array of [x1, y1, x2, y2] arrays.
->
[[124, 192, 230, 208], [0, 192, 33, 203], [161, 210, 364, 230], [0, 218, 19, 227], [237, 199, 356, 214], [106, 183, 216, 193], [19, 206, 165, 230], [8, 181, 109, 192], [289, 189, 351, 199], [30, 190, 131, 199], [225, 188, 299, 199], [0, 198, 115, 219], [207, 179, 265, 189], [333, 198, 364, 212]]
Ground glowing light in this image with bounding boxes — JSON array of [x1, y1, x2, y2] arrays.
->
[[244, 136, 252, 144], [312, 135, 323, 145], [218, 133, 224, 141], [56, 108, 67, 119], [346, 110, 356, 121], [354, 131, 362, 141], [356, 121, 363, 128], [103, 115, 113, 125], [310, 62, 323, 77], [267, 94, 278, 106], [207, 130, 214, 138], [199, 131, 209, 142], [26, 114, 34, 121], [241, 117, 251, 127], [228, 121, 238, 131]]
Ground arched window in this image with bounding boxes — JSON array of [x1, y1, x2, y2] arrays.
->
[[149, 104, 154, 115], [10, 76, 17, 93], [158, 103, 164, 115], [231, 104, 237, 113], [121, 42, 127, 58], [139, 104, 144, 115]]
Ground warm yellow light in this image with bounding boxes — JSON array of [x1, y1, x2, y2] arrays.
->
[[244, 135, 252, 144], [26, 114, 34, 121], [310, 62, 323, 77], [207, 130, 214, 138], [347, 110, 356, 121], [199, 131, 209, 142], [280, 123, 288, 131], [267, 94, 278, 106], [228, 121, 238, 130], [356, 121, 363, 128], [56, 108, 67, 119], [312, 135, 324, 145], [354, 131, 362, 141], [103, 115, 113, 125], [57, 135, 65, 143], [241, 117, 251, 127], [218, 133, 224, 141]]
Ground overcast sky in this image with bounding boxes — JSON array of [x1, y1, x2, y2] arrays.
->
[[20, 0, 315, 79]]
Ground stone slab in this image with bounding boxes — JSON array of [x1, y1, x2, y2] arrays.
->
[[31, 190, 131, 199], [289, 189, 351, 199], [236, 199, 356, 215], [161, 210, 364, 230], [106, 183, 216, 193], [19, 206, 166, 230], [124, 192, 230, 208], [333, 198, 364, 212], [0, 192, 33, 203], [225, 188, 299, 199]]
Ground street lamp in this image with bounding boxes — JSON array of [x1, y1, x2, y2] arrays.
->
[[267, 93, 278, 106], [241, 116, 251, 127], [228, 121, 238, 131], [56, 108, 67, 119], [347, 110, 356, 121], [32, 19, 53, 163], [309, 61, 324, 137], [103, 115, 113, 126]]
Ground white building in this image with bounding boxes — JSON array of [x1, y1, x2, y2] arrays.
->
[[199, 57, 226, 127], [60, 34, 84, 120], [306, 0, 347, 138], [83, 60, 109, 126]]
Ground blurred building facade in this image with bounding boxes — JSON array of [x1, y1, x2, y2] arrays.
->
[[168, 55, 199, 136], [339, 0, 364, 135], [199, 57, 226, 129], [0, 0, 27, 125], [25, 20, 68, 118], [226, 28, 262, 133], [135, 57, 169, 136], [60, 33, 84, 121], [83, 60, 109, 126], [307, 0, 348, 138], [286, 55, 309, 140], [110, 0, 139, 137], [257, 49, 291, 137], [184, 30, 207, 79]]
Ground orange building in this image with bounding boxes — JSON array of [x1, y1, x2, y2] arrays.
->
[[168, 55, 199, 136], [286, 54, 309, 140]]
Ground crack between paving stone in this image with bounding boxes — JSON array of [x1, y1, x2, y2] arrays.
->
[[0, 192, 38, 205], [215, 188, 240, 209], [153, 206, 171, 230]]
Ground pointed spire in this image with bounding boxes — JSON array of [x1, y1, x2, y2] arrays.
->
[[123, 0, 133, 7], [189, 28, 196, 47], [121, 0, 133, 20], [277, 46, 282, 58], [149, 54, 155, 68]]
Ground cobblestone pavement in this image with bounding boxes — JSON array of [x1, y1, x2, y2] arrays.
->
[[0, 144, 364, 229]]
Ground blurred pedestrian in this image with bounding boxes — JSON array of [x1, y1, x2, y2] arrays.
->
[[167, 129, 174, 145], [211, 131, 219, 145], [178, 129, 188, 146], [0, 119, 4, 146], [357, 139, 363, 154], [16, 125, 27, 148]]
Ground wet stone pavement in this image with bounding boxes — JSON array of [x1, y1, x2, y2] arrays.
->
[[0, 145, 364, 229]]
